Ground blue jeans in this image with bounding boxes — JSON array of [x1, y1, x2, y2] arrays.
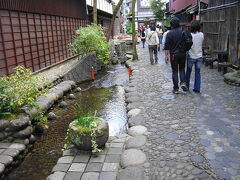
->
[[142, 40, 146, 48], [186, 57, 203, 91]]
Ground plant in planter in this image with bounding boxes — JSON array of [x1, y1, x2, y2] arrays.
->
[[64, 106, 109, 153]]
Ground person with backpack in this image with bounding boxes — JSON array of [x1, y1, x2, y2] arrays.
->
[[186, 20, 204, 93], [164, 17, 193, 94], [141, 26, 146, 48], [147, 26, 160, 65]]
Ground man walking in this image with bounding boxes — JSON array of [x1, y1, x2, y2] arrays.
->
[[164, 17, 189, 94], [147, 26, 159, 65]]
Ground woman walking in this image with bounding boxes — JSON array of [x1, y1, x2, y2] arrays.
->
[[186, 20, 204, 93]]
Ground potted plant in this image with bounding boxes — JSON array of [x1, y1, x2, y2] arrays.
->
[[65, 107, 109, 153]]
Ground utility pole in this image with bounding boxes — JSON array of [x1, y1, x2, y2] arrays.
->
[[132, 0, 138, 60], [93, 0, 97, 24]]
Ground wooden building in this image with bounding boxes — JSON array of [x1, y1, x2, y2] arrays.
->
[[0, 0, 89, 75], [201, 0, 240, 66]]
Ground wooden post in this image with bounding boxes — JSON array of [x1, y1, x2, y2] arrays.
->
[[93, 0, 97, 24], [132, 0, 138, 60]]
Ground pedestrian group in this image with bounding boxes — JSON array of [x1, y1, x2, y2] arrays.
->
[[138, 17, 204, 94]]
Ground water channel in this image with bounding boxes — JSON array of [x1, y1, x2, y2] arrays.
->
[[7, 64, 129, 180]]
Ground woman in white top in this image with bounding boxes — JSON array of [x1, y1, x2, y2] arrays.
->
[[186, 20, 204, 93]]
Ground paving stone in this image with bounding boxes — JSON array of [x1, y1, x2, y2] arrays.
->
[[191, 155, 204, 163], [165, 134, 178, 140], [68, 163, 86, 172], [121, 149, 146, 168], [9, 143, 26, 151], [117, 167, 144, 180], [205, 152, 216, 160], [89, 155, 106, 162], [52, 163, 70, 172], [127, 126, 147, 136], [47, 172, 66, 180], [105, 154, 121, 163], [57, 156, 74, 164], [127, 108, 141, 118], [107, 148, 123, 155], [73, 154, 90, 163], [125, 135, 147, 149], [0, 155, 13, 165], [102, 163, 119, 171], [110, 143, 124, 148], [63, 172, 82, 180], [2, 148, 20, 158], [128, 116, 145, 127], [0, 163, 5, 174], [191, 168, 203, 175], [0, 149, 4, 154], [81, 172, 99, 180], [99, 172, 117, 180], [85, 163, 103, 172]]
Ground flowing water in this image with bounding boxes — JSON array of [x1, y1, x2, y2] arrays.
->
[[7, 64, 129, 180]]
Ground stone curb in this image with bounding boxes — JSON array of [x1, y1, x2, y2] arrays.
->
[[0, 80, 78, 178], [116, 60, 147, 180]]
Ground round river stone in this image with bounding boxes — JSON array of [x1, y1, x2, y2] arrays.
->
[[128, 126, 147, 136], [121, 149, 146, 168]]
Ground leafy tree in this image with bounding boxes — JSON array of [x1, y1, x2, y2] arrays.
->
[[150, 0, 166, 21]]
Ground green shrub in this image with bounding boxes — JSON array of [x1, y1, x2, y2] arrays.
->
[[69, 24, 110, 65], [232, 71, 240, 78], [0, 66, 50, 119]]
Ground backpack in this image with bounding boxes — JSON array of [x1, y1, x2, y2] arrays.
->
[[179, 31, 193, 52], [149, 32, 157, 44]]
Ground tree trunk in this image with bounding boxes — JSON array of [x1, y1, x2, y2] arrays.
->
[[106, 0, 124, 41], [132, 0, 138, 60], [93, 0, 97, 24]]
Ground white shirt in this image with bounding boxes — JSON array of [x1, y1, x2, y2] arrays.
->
[[189, 32, 204, 59], [162, 30, 170, 49], [146, 28, 151, 37], [147, 31, 159, 45]]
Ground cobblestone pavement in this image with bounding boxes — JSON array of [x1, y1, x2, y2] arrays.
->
[[127, 45, 240, 180]]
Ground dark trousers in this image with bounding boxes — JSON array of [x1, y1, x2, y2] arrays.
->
[[170, 53, 187, 90], [148, 45, 158, 64]]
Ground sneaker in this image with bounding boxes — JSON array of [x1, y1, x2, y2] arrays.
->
[[172, 89, 179, 94], [193, 89, 200, 93], [181, 83, 189, 91]]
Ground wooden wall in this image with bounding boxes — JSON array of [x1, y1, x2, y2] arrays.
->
[[0, 10, 89, 75], [201, 2, 240, 66]]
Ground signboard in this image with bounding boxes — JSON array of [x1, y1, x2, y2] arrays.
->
[[140, 0, 150, 8]]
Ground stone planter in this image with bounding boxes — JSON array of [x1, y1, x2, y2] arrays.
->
[[68, 118, 109, 151]]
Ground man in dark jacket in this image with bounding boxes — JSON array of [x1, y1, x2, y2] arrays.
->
[[164, 17, 189, 94]]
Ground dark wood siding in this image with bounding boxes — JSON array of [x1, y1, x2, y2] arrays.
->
[[0, 9, 89, 75], [201, 2, 240, 66], [0, 0, 87, 19]]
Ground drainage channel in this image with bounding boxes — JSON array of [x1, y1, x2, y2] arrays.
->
[[7, 64, 129, 180]]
